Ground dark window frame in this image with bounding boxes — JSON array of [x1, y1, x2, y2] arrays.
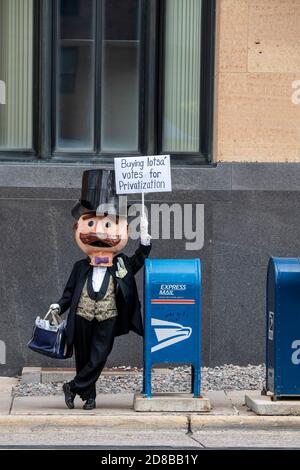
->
[[0, 0, 216, 166]]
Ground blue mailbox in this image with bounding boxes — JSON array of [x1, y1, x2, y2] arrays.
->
[[143, 259, 201, 398], [266, 257, 300, 398]]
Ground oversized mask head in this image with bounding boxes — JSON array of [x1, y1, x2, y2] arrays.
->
[[72, 169, 128, 267], [74, 211, 128, 267]]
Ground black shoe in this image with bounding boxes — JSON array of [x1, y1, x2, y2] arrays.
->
[[63, 383, 76, 409], [83, 398, 96, 410]]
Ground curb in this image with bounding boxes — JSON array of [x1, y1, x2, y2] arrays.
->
[[0, 414, 300, 431], [0, 414, 188, 430], [190, 414, 300, 430]]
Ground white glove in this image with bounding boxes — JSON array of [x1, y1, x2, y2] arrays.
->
[[49, 303, 61, 314], [140, 214, 152, 246]]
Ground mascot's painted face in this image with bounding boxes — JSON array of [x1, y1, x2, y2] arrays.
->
[[75, 212, 128, 267]]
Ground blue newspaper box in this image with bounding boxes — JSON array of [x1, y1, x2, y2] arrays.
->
[[143, 259, 201, 398], [266, 257, 300, 398]]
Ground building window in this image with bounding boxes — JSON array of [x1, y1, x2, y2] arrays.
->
[[0, 0, 34, 150], [101, 0, 142, 152], [54, 0, 143, 154], [55, 0, 96, 151], [0, 0, 215, 163], [162, 0, 202, 153]]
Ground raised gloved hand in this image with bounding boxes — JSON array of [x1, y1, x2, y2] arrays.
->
[[140, 213, 151, 246], [49, 303, 61, 314]]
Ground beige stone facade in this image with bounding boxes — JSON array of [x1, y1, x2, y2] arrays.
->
[[213, 0, 300, 162]]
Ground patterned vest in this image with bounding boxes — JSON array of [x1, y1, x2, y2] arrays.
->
[[76, 271, 118, 322]]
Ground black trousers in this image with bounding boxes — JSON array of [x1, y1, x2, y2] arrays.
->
[[69, 314, 117, 400]]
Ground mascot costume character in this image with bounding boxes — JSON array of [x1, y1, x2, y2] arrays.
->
[[49, 169, 151, 410]]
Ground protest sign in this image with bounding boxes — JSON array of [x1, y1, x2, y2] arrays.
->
[[114, 155, 171, 195]]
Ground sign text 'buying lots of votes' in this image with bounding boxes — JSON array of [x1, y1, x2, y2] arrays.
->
[[114, 155, 172, 194]]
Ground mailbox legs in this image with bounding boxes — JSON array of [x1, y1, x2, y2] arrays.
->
[[191, 365, 194, 393], [192, 365, 201, 397], [143, 363, 152, 398]]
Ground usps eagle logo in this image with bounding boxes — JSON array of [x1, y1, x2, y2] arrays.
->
[[151, 318, 192, 352]]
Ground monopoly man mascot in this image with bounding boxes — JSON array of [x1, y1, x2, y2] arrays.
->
[[49, 169, 151, 410]]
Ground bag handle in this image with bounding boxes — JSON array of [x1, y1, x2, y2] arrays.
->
[[44, 309, 62, 326]]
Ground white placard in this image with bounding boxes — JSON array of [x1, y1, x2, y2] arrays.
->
[[114, 155, 172, 195]]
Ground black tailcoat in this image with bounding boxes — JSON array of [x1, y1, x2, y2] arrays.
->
[[57, 243, 151, 346]]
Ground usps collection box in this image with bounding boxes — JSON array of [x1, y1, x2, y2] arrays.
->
[[266, 257, 300, 398], [143, 259, 201, 397]]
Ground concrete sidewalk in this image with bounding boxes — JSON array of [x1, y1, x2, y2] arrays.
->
[[8, 385, 256, 419], [2, 376, 300, 426], [2, 377, 300, 447]]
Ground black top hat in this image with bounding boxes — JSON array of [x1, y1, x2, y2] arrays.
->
[[72, 169, 127, 219]]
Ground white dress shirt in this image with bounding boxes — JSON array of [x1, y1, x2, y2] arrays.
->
[[92, 266, 107, 292]]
